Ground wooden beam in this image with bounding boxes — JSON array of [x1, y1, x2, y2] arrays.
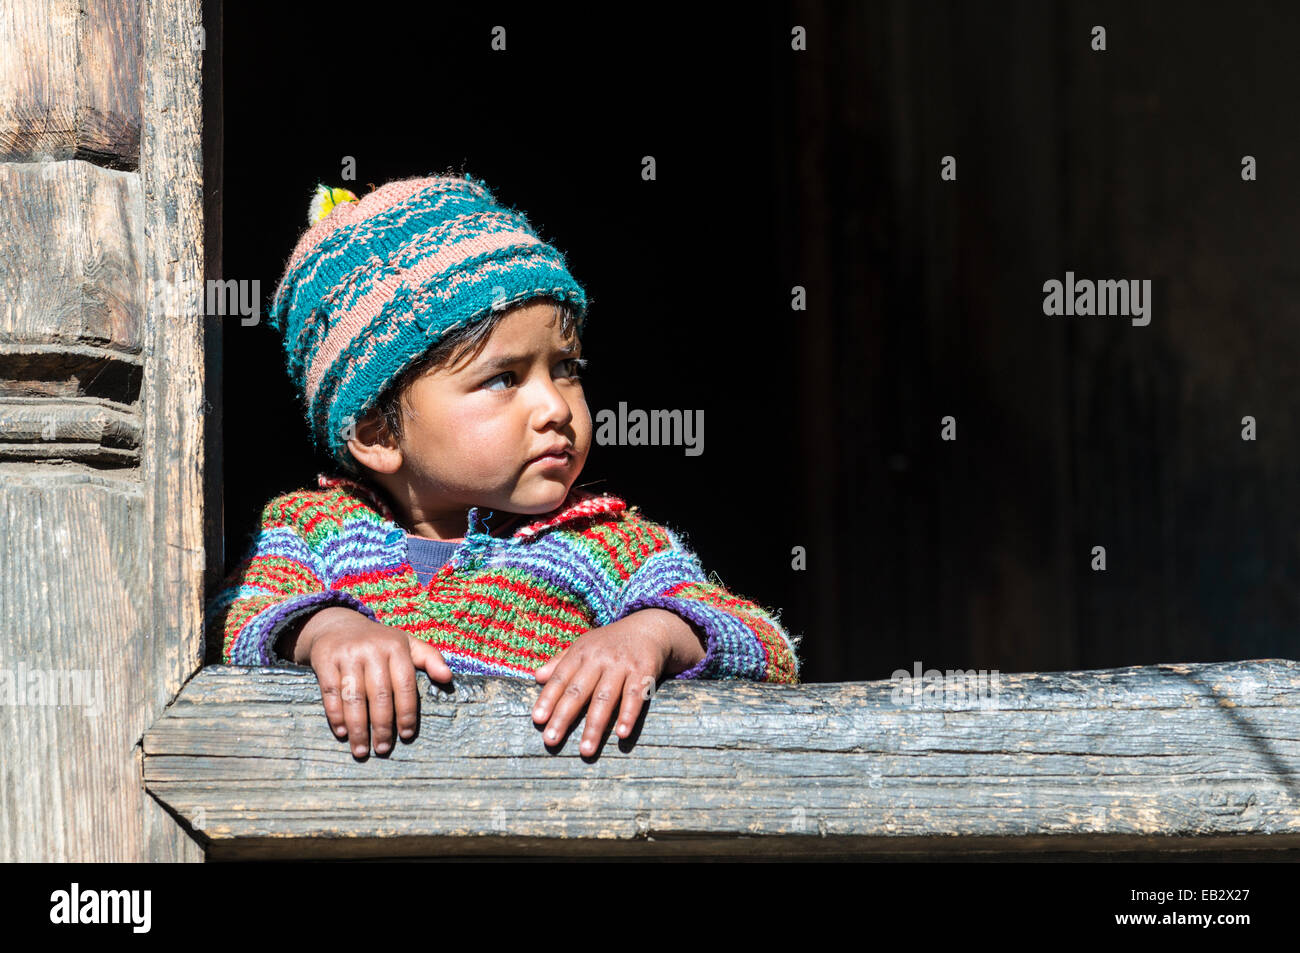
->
[[0, 399, 141, 465], [0, 0, 204, 860], [138, 0, 206, 862], [0, 162, 145, 352], [143, 659, 1300, 860], [0, 0, 143, 166], [0, 478, 149, 859]]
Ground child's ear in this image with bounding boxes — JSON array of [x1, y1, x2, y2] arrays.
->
[[347, 408, 403, 475]]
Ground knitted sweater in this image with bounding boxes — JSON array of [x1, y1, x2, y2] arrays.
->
[[206, 474, 801, 683]]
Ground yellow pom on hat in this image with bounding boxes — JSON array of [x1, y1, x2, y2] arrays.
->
[[308, 183, 360, 224]]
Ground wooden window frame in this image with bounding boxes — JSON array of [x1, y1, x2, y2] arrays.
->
[[144, 663, 1300, 860], [150, 0, 1298, 861]]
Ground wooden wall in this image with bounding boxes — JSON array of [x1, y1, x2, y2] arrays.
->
[[0, 0, 210, 861]]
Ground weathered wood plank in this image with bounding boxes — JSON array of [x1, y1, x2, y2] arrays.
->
[[137, 0, 207, 862], [0, 477, 149, 860], [0, 398, 140, 467], [0, 0, 142, 165], [0, 162, 145, 351], [0, 0, 204, 863], [142, 660, 1300, 859]]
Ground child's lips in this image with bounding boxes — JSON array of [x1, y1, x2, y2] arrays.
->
[[527, 450, 572, 469]]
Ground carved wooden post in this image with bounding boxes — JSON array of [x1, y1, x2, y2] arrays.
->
[[0, 0, 210, 861]]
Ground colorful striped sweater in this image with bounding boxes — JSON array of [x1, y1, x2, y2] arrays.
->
[[206, 474, 802, 683]]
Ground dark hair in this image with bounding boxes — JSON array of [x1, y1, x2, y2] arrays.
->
[[365, 297, 581, 449]]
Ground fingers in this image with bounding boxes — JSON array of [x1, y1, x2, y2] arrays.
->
[[536, 657, 594, 748], [317, 663, 349, 742], [339, 662, 371, 757], [531, 650, 571, 728], [534, 654, 557, 684], [535, 663, 653, 756], [577, 670, 626, 757], [616, 674, 656, 740], [531, 650, 567, 722], [409, 635, 453, 683], [536, 656, 630, 756], [389, 650, 419, 745], [312, 627, 456, 759], [364, 656, 395, 756]]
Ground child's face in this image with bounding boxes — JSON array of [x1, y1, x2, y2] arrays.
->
[[366, 302, 592, 521]]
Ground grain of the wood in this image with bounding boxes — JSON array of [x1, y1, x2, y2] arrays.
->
[[0, 478, 149, 860], [0, 162, 145, 350], [142, 660, 1300, 860], [0, 0, 142, 164], [203, 836, 1300, 863], [0, 399, 140, 454], [138, 0, 206, 863], [0, 0, 205, 861], [0, 161, 151, 855], [0, 443, 138, 465]]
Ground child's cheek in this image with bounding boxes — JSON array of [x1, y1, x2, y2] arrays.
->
[[574, 396, 593, 443], [440, 400, 497, 436]]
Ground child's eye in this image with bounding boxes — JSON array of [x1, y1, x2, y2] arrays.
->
[[482, 359, 585, 392]]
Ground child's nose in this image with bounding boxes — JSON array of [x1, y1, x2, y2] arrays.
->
[[533, 378, 574, 420]]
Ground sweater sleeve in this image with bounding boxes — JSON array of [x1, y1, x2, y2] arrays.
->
[[205, 493, 380, 666], [609, 511, 802, 684]]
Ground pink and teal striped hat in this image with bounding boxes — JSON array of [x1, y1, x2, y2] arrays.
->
[[266, 173, 589, 468]]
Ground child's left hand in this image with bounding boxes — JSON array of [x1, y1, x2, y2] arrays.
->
[[532, 608, 704, 756]]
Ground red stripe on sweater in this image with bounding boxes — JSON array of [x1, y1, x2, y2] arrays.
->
[[581, 521, 638, 581], [447, 605, 575, 650], [369, 595, 587, 647], [607, 519, 650, 575], [406, 616, 568, 663], [248, 560, 324, 594], [623, 515, 660, 562], [458, 572, 591, 624]]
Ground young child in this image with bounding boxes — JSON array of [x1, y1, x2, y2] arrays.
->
[[206, 173, 802, 760]]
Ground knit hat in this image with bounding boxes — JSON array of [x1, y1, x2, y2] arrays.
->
[[266, 173, 590, 470]]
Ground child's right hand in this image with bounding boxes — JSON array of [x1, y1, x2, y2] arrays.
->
[[294, 606, 453, 758]]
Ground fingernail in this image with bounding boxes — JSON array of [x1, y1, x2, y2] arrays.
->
[[353, 745, 366, 756], [400, 729, 413, 739], [546, 729, 557, 741]]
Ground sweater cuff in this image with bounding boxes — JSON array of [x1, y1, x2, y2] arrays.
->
[[233, 590, 379, 666], [618, 592, 772, 681]]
